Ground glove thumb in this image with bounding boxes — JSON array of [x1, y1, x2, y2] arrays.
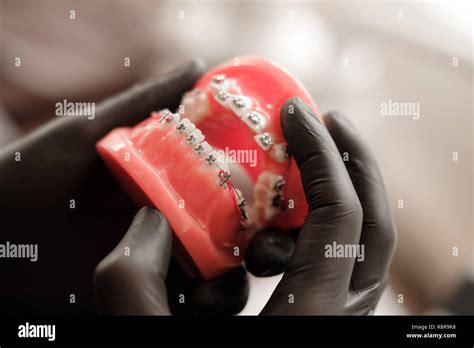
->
[[94, 206, 172, 315]]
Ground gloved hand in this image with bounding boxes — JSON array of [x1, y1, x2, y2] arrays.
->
[[247, 98, 396, 314], [0, 60, 248, 315], [94, 206, 248, 315], [94, 97, 396, 315]]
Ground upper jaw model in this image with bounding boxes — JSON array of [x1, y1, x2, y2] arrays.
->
[[97, 56, 321, 280]]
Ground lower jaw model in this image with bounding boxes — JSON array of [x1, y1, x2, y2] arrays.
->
[[97, 56, 322, 280]]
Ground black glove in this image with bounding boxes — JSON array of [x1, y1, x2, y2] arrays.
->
[[94, 206, 248, 315], [245, 98, 396, 314], [0, 60, 248, 315]]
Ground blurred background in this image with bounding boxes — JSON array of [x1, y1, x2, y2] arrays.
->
[[0, 0, 472, 315]]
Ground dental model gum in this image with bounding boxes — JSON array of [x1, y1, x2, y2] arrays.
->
[[97, 57, 321, 279]]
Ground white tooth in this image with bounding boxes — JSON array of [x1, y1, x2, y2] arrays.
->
[[215, 91, 230, 105], [182, 93, 195, 109], [212, 74, 226, 84], [198, 149, 228, 188], [203, 149, 230, 174], [271, 143, 289, 163], [195, 91, 209, 116], [214, 151, 229, 173], [254, 132, 273, 150], [209, 75, 233, 93], [216, 169, 232, 187], [229, 95, 252, 118], [172, 113, 181, 123], [157, 109, 180, 128], [214, 93, 252, 118], [204, 151, 219, 166], [194, 141, 212, 156], [242, 110, 268, 133], [185, 129, 205, 146], [176, 118, 195, 134], [179, 89, 210, 124], [253, 171, 284, 224], [210, 82, 223, 94]]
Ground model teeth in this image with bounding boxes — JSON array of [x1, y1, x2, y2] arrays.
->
[[217, 91, 229, 101], [174, 123, 232, 190], [228, 95, 252, 118], [157, 109, 180, 126], [210, 74, 234, 94], [217, 170, 232, 186], [185, 129, 205, 145], [271, 143, 289, 163], [207, 75, 289, 172], [260, 133, 273, 146], [254, 171, 285, 225], [232, 96, 246, 108], [180, 89, 210, 124], [151, 74, 294, 229], [176, 118, 195, 134], [208, 76, 280, 153], [212, 74, 226, 84], [194, 141, 212, 155], [243, 111, 268, 133], [157, 109, 171, 120], [255, 132, 273, 150], [148, 108, 250, 220], [205, 152, 218, 165], [248, 111, 261, 124]]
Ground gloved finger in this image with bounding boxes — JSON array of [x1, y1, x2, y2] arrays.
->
[[166, 260, 249, 316], [261, 98, 363, 315], [244, 226, 296, 277], [94, 206, 172, 315], [323, 111, 396, 291]]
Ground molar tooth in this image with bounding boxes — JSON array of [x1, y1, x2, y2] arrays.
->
[[253, 171, 285, 224]]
